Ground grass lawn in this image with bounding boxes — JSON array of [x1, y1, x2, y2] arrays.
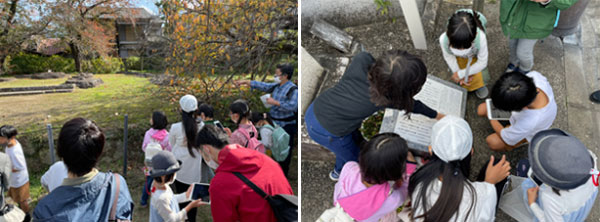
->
[[0, 76, 70, 88], [0, 74, 297, 221]]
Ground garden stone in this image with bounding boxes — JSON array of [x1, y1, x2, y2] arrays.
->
[[65, 73, 103, 89], [30, 72, 67, 79]]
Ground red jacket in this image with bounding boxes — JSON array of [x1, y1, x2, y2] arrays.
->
[[209, 144, 293, 222]]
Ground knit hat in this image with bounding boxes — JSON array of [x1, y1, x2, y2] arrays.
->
[[431, 115, 472, 162], [149, 151, 181, 178], [179, 95, 198, 113], [529, 129, 595, 190]]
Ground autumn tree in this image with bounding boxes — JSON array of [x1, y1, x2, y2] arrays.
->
[[161, 0, 297, 102], [49, 0, 134, 73], [0, 0, 51, 74]]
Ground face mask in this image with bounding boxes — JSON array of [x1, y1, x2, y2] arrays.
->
[[450, 47, 472, 57], [206, 158, 219, 170], [274, 76, 281, 83]]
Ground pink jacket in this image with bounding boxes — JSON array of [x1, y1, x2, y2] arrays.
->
[[334, 161, 413, 222], [142, 128, 172, 152]]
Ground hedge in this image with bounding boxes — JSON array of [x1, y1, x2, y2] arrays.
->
[[8, 53, 125, 75]]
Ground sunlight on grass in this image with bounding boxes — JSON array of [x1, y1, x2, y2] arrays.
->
[[0, 77, 70, 88]]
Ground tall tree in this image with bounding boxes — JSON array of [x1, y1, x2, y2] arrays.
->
[[162, 0, 297, 102], [50, 0, 134, 72], [0, 0, 51, 74]]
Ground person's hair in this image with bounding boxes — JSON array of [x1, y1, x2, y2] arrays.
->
[[181, 109, 198, 158], [408, 154, 475, 222], [250, 112, 274, 127], [153, 173, 175, 183], [491, 71, 537, 111], [359, 133, 408, 184], [198, 103, 215, 118], [57, 118, 105, 177], [196, 125, 229, 150], [277, 63, 294, 80], [229, 99, 250, 125], [447, 11, 484, 49], [368, 50, 427, 115], [151, 111, 168, 130], [0, 125, 18, 139]]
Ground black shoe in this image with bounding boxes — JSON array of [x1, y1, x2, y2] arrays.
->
[[590, 90, 600, 104]]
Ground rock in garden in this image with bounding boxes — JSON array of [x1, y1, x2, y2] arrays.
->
[[30, 72, 67, 79], [65, 73, 104, 89]]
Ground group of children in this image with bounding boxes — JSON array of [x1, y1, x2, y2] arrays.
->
[[317, 5, 595, 222], [141, 94, 291, 221], [0, 93, 291, 222]]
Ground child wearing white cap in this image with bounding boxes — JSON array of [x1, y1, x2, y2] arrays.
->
[[409, 115, 511, 222]]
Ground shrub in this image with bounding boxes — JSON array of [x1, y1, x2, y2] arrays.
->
[[83, 57, 123, 74], [8, 53, 126, 75], [124, 56, 165, 72]]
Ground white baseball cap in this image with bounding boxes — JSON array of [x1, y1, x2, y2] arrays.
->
[[431, 115, 472, 162], [179, 94, 198, 113]]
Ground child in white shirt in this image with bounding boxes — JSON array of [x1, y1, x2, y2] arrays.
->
[[0, 125, 30, 217], [149, 151, 204, 222], [477, 71, 557, 151]]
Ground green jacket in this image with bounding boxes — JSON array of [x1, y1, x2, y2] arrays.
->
[[500, 0, 578, 39]]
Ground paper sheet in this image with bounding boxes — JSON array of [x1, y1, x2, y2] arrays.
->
[[261, 94, 273, 108], [379, 75, 467, 152]]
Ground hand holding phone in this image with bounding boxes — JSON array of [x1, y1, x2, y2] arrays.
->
[[191, 183, 211, 204], [486, 98, 511, 120]]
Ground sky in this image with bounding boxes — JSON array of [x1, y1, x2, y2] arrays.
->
[[135, 0, 159, 15]]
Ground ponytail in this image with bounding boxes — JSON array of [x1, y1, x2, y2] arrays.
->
[[181, 110, 198, 158], [251, 112, 274, 127], [408, 154, 476, 222], [229, 99, 251, 125]]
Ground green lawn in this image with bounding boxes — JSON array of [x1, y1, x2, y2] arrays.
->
[[0, 76, 70, 88]]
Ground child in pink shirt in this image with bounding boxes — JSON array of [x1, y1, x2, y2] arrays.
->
[[333, 133, 417, 222], [141, 111, 171, 207]]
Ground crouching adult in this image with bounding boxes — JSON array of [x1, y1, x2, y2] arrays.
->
[[196, 125, 294, 222], [33, 118, 134, 221]]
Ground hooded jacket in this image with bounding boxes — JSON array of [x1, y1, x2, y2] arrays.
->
[[209, 144, 293, 222], [500, 0, 577, 39], [143, 128, 172, 152], [33, 171, 134, 221]]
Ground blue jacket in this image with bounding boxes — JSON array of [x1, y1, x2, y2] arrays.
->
[[33, 172, 134, 221]]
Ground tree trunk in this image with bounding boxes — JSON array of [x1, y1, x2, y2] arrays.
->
[[70, 42, 82, 73], [0, 55, 6, 75]]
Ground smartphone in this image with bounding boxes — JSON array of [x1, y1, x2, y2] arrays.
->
[[486, 98, 511, 121], [191, 183, 210, 204], [527, 169, 543, 186]]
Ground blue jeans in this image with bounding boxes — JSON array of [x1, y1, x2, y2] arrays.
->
[[305, 103, 360, 173], [140, 176, 153, 206]]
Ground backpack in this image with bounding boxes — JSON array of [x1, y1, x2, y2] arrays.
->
[[238, 126, 266, 153], [316, 203, 354, 222], [233, 172, 298, 222], [261, 124, 290, 162], [267, 85, 298, 122], [109, 173, 131, 222], [144, 138, 163, 167]]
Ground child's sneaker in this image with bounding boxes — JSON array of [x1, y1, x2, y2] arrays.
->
[[505, 63, 518, 73], [475, 86, 489, 99], [329, 170, 340, 181]]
